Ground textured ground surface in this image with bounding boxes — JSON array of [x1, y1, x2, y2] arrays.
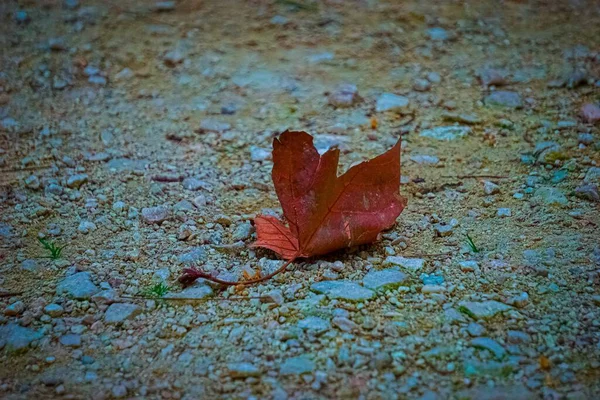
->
[[1, 0, 600, 399]]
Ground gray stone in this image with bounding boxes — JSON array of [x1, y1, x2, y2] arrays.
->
[[375, 93, 410, 113], [91, 290, 117, 305], [182, 178, 210, 191], [421, 284, 445, 294], [444, 308, 467, 324], [270, 15, 288, 25], [332, 316, 359, 332], [459, 260, 480, 273], [483, 180, 500, 195], [106, 158, 149, 172], [152, 1, 176, 12], [427, 27, 450, 41], [485, 91, 523, 108], [232, 222, 253, 241], [45, 183, 64, 196], [0, 223, 13, 238], [280, 356, 315, 375], [467, 322, 486, 337], [163, 49, 184, 66], [227, 362, 260, 378], [112, 201, 126, 212], [297, 316, 331, 334], [88, 76, 107, 86], [533, 187, 568, 206], [78, 220, 97, 234], [422, 274, 444, 285], [250, 146, 271, 161], [307, 51, 334, 64], [141, 206, 169, 224], [313, 134, 350, 154], [497, 208, 511, 217], [584, 167, 600, 183], [258, 258, 284, 275], [0, 323, 43, 353], [310, 281, 375, 301], [164, 283, 213, 301], [328, 83, 361, 108], [363, 268, 408, 290], [507, 330, 531, 344], [458, 300, 512, 320], [66, 174, 88, 188], [413, 78, 431, 91], [427, 72, 442, 83], [1, 117, 19, 131], [21, 259, 39, 272], [48, 37, 66, 51], [111, 384, 127, 398], [44, 304, 64, 317], [477, 68, 508, 87], [104, 303, 142, 324], [4, 301, 25, 316], [420, 126, 470, 141], [265, 289, 284, 305], [578, 133, 594, 145], [178, 247, 207, 264], [434, 223, 454, 237], [14, 10, 30, 23], [470, 337, 506, 360], [384, 256, 425, 272], [231, 70, 298, 92], [59, 334, 81, 347], [56, 272, 99, 300], [442, 112, 481, 125], [152, 268, 170, 283], [25, 175, 40, 189], [506, 292, 529, 308], [534, 141, 561, 163], [114, 68, 134, 81], [174, 200, 194, 211], [575, 184, 599, 202], [582, 103, 600, 123], [410, 154, 439, 165]]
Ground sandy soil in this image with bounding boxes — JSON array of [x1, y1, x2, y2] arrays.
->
[[1, 0, 599, 399]]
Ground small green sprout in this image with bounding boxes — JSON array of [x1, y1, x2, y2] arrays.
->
[[457, 305, 476, 320], [38, 237, 67, 260], [140, 282, 171, 299], [465, 233, 480, 253], [276, 0, 318, 11]]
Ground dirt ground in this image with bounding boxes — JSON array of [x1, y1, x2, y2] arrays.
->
[[1, 0, 599, 399]]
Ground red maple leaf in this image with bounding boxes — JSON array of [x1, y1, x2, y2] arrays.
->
[[179, 130, 406, 286], [254, 130, 406, 259]]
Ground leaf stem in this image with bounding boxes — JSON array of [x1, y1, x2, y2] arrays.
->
[[0, 291, 24, 298], [442, 174, 509, 179], [120, 295, 269, 302], [179, 257, 297, 286]]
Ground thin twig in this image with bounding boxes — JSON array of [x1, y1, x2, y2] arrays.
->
[[1, 165, 53, 173], [0, 292, 24, 298], [402, 252, 453, 258], [179, 257, 297, 286], [120, 295, 269, 302], [442, 175, 509, 179]]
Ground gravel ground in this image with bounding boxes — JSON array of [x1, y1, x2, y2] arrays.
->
[[1, 0, 600, 399]]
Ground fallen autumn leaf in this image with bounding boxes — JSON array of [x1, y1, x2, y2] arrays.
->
[[180, 130, 406, 286]]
